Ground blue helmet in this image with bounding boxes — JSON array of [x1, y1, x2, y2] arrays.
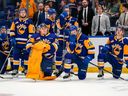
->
[[70, 25, 77, 32], [48, 8, 56, 15], [0, 26, 6, 30], [63, 4, 70, 10]]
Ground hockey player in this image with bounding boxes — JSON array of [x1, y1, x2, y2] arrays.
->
[[0, 26, 11, 74], [10, 8, 35, 76], [55, 5, 78, 74], [26, 23, 58, 80], [63, 25, 95, 80], [45, 8, 56, 33], [97, 27, 128, 79]]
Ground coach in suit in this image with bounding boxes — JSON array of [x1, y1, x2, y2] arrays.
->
[[117, 3, 128, 36], [33, 3, 45, 27], [91, 5, 110, 36], [78, 0, 94, 36]]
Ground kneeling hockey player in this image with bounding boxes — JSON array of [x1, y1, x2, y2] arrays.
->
[[26, 23, 58, 80], [97, 27, 128, 79], [63, 25, 95, 80]]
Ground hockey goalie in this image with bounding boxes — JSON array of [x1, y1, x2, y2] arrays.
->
[[26, 23, 58, 80]]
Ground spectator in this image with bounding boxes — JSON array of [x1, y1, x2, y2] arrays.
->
[[33, 3, 45, 27], [107, 0, 120, 27], [117, 3, 128, 36], [58, 0, 67, 15], [44, 3, 50, 19], [91, 5, 110, 36], [16, 2, 20, 10], [7, 10, 14, 27], [20, 0, 37, 19], [78, 0, 94, 36], [45, 0, 58, 10]]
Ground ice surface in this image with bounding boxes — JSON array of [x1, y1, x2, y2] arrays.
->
[[0, 73, 128, 96]]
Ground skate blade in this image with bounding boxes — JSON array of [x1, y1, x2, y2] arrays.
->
[[98, 77, 104, 80], [12, 74, 19, 78], [63, 77, 71, 81]]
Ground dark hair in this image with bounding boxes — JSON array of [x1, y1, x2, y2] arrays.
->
[[44, 3, 50, 7], [98, 4, 104, 11], [122, 3, 128, 9], [116, 26, 125, 32]]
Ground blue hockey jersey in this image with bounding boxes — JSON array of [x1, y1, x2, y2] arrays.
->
[[45, 17, 56, 33], [106, 35, 128, 62], [67, 33, 95, 59], [26, 32, 58, 59], [10, 18, 35, 48]]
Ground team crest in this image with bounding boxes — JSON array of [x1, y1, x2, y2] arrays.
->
[[112, 44, 122, 55], [2, 41, 9, 51], [17, 24, 27, 35]]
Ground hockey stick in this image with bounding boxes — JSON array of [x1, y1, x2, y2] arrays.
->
[[89, 62, 127, 81], [70, 61, 127, 81], [0, 47, 13, 79]]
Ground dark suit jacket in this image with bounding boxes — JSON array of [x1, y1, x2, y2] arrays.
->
[[33, 11, 45, 26], [78, 7, 94, 35]]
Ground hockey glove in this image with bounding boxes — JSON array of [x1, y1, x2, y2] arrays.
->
[[82, 56, 93, 68], [101, 44, 110, 54], [69, 34, 76, 43]]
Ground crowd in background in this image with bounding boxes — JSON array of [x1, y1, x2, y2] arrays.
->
[[0, 0, 128, 36]]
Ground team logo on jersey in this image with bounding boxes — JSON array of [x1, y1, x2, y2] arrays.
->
[[2, 41, 9, 51], [17, 24, 27, 35], [75, 43, 83, 54], [112, 44, 122, 55]]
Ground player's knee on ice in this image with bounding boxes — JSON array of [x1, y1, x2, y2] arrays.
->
[[112, 69, 122, 79], [41, 59, 53, 76], [78, 69, 87, 80]]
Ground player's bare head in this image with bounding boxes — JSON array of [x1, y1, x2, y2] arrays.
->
[[82, 0, 89, 8], [19, 8, 27, 18], [115, 27, 124, 37], [97, 5, 104, 14], [39, 23, 49, 35], [70, 25, 78, 35]]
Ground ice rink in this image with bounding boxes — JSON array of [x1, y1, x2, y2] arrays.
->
[[0, 73, 128, 96]]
